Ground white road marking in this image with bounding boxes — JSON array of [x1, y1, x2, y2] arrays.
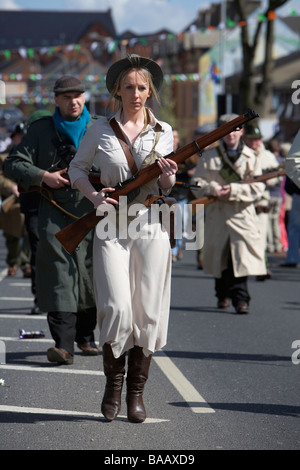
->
[[0, 405, 169, 423], [0, 364, 103, 375], [0, 336, 100, 345], [0, 314, 46, 320], [154, 353, 215, 414], [0, 297, 34, 301], [8, 283, 30, 286], [0, 336, 52, 342]]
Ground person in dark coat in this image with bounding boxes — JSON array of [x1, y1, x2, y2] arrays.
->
[[4, 76, 98, 364], [0, 123, 31, 279]]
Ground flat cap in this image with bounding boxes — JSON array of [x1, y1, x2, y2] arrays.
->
[[194, 123, 216, 135], [243, 122, 262, 138], [219, 113, 239, 125], [53, 75, 85, 95]]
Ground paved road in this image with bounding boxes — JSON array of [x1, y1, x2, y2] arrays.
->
[[0, 231, 300, 453]]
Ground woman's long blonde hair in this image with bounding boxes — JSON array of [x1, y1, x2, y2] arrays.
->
[[108, 65, 160, 113]]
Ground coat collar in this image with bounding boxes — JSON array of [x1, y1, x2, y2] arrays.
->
[[111, 107, 163, 134]]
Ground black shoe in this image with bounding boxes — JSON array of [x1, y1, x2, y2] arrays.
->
[[77, 342, 99, 356], [47, 347, 74, 365], [217, 298, 230, 309], [256, 269, 272, 281], [30, 303, 43, 315], [280, 263, 297, 268], [23, 267, 32, 278], [235, 302, 249, 314]]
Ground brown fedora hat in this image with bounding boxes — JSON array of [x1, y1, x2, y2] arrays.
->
[[106, 54, 164, 94]]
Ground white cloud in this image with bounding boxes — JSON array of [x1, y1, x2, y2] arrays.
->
[[1, 0, 298, 37], [64, 0, 198, 34], [0, 0, 198, 34], [0, 0, 22, 8]]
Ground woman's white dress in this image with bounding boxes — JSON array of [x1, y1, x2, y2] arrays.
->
[[69, 110, 174, 358]]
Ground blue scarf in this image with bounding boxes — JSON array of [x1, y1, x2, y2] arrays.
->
[[52, 105, 90, 148]]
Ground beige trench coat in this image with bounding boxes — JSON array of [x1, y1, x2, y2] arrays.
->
[[191, 142, 267, 278]]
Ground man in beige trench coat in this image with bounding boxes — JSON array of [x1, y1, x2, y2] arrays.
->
[[191, 114, 266, 314]]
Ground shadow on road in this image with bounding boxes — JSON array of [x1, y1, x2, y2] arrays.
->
[[169, 401, 300, 417]]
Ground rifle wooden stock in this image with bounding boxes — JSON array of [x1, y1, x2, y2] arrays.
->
[[1, 194, 17, 213], [190, 196, 216, 214], [55, 109, 259, 253], [190, 167, 286, 215]]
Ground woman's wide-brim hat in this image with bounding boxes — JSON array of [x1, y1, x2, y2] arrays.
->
[[106, 54, 164, 94]]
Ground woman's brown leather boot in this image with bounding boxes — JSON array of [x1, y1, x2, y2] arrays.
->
[[101, 343, 126, 422], [126, 346, 152, 423]]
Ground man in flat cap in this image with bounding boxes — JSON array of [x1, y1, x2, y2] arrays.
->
[[191, 114, 266, 314], [4, 75, 99, 364]]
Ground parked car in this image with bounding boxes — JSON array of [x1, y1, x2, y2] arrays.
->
[[0, 106, 25, 132]]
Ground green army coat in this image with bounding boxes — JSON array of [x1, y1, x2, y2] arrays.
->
[[4, 116, 96, 313]]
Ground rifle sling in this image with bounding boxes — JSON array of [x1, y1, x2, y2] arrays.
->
[[40, 187, 79, 220], [109, 118, 138, 175], [109, 117, 162, 204]]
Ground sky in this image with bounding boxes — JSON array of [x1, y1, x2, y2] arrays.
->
[[0, 0, 298, 35]]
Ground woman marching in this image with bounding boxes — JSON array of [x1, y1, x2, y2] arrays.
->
[[68, 55, 177, 422]]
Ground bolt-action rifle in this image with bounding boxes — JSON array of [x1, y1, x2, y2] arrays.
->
[[190, 167, 286, 214], [55, 109, 259, 254]]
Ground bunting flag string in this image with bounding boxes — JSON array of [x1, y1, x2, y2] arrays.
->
[[0, 7, 299, 103], [0, 9, 298, 59], [0, 71, 202, 86], [0, 71, 207, 107]]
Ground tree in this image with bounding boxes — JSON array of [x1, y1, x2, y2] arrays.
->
[[234, 0, 289, 116], [156, 82, 178, 129]]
